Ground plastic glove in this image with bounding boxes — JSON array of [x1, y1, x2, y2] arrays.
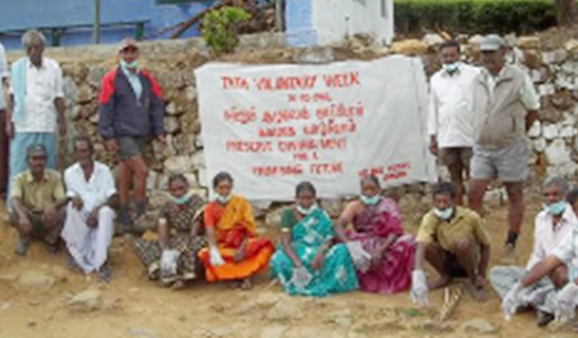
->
[[290, 266, 312, 290], [209, 246, 225, 267], [555, 283, 578, 323], [410, 270, 428, 306], [160, 249, 179, 277], [502, 282, 527, 321], [346, 241, 371, 273]]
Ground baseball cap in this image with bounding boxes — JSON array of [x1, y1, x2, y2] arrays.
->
[[480, 34, 505, 52], [27, 144, 47, 158], [118, 38, 138, 52]]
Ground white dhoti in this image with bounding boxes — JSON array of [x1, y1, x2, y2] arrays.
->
[[61, 203, 115, 273]]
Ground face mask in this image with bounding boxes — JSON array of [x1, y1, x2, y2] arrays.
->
[[360, 194, 381, 206], [544, 201, 566, 216], [171, 191, 192, 206], [442, 62, 459, 73], [216, 194, 231, 204], [120, 59, 138, 69], [434, 207, 454, 221], [296, 204, 317, 215]]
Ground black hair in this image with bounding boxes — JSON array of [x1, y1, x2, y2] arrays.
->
[[566, 187, 578, 206], [360, 175, 381, 189], [73, 134, 94, 153], [438, 40, 460, 53], [431, 182, 457, 199], [168, 174, 188, 187], [295, 181, 316, 197], [212, 171, 233, 188]]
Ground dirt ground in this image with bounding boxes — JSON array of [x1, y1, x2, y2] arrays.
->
[[0, 189, 576, 338]]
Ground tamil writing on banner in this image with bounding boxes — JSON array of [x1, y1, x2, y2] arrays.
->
[[195, 56, 436, 201]]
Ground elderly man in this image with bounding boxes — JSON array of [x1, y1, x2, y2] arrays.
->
[[7, 30, 66, 202], [411, 182, 491, 304], [428, 40, 479, 204], [467, 35, 540, 264], [98, 38, 165, 233], [10, 144, 68, 256], [0, 40, 9, 196], [491, 177, 577, 327], [503, 188, 578, 324], [62, 136, 117, 282]]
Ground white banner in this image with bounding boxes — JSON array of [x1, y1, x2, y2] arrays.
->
[[195, 56, 436, 201]]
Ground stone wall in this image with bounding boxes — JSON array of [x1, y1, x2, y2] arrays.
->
[[7, 32, 575, 224]]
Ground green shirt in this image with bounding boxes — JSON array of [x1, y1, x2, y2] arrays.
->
[[10, 170, 65, 211]]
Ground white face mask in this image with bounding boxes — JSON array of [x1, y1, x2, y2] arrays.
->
[[216, 194, 231, 204], [360, 194, 381, 206], [442, 62, 459, 73], [434, 207, 454, 221], [296, 204, 317, 215]]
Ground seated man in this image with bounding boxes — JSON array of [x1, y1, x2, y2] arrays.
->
[[411, 182, 491, 304], [10, 144, 68, 256], [490, 177, 576, 327], [503, 187, 578, 324], [61, 136, 117, 282]]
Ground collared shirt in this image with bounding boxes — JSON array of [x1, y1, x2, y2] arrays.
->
[[526, 205, 577, 270], [10, 169, 65, 211], [484, 66, 539, 111], [64, 161, 116, 212], [416, 206, 491, 253], [10, 58, 64, 133], [120, 64, 142, 99], [428, 63, 480, 148], [0, 43, 8, 110]]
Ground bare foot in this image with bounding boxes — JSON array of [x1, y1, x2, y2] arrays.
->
[[239, 278, 253, 290], [227, 280, 241, 289], [428, 275, 451, 290], [171, 280, 185, 290], [467, 282, 488, 303]]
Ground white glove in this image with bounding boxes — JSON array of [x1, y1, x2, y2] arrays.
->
[[160, 249, 179, 276], [209, 246, 225, 267], [410, 270, 428, 306], [502, 282, 527, 321], [555, 283, 578, 323], [290, 266, 312, 290], [346, 241, 371, 273]]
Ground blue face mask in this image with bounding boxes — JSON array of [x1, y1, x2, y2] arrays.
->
[[171, 191, 192, 206], [434, 207, 454, 221], [296, 204, 317, 215], [120, 59, 138, 70], [544, 201, 566, 216], [442, 62, 459, 74], [360, 194, 381, 206], [216, 194, 231, 204]]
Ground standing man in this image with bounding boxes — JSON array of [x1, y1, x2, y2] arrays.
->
[[7, 30, 66, 200], [428, 40, 479, 204], [98, 38, 165, 232], [468, 35, 540, 264], [10, 144, 68, 256], [62, 136, 117, 282], [0, 40, 10, 197]]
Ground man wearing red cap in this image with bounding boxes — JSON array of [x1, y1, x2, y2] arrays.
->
[[98, 38, 165, 233]]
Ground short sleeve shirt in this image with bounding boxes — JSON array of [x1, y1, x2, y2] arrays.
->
[[416, 206, 490, 253], [10, 170, 65, 211]]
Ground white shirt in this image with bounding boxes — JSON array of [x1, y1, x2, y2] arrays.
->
[[553, 225, 578, 270], [428, 63, 479, 148], [485, 66, 540, 111], [10, 58, 64, 133], [526, 205, 577, 270], [0, 43, 8, 110], [64, 161, 116, 212]]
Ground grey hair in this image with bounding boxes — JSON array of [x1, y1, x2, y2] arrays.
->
[[544, 176, 570, 195], [21, 29, 46, 48]]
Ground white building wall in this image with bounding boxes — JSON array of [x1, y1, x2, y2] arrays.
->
[[311, 0, 394, 46]]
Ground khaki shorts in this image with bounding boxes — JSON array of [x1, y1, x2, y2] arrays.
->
[[439, 147, 472, 168], [470, 139, 529, 182]]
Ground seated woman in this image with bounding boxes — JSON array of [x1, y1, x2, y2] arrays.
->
[[198, 172, 273, 290], [335, 175, 415, 294], [270, 181, 359, 297], [133, 174, 206, 288]]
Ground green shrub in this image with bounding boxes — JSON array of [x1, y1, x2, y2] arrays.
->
[[394, 0, 562, 36], [200, 6, 251, 55]]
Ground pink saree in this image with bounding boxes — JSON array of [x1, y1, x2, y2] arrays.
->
[[346, 198, 415, 294]]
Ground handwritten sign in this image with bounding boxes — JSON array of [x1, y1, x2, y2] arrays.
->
[[195, 56, 436, 201]]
